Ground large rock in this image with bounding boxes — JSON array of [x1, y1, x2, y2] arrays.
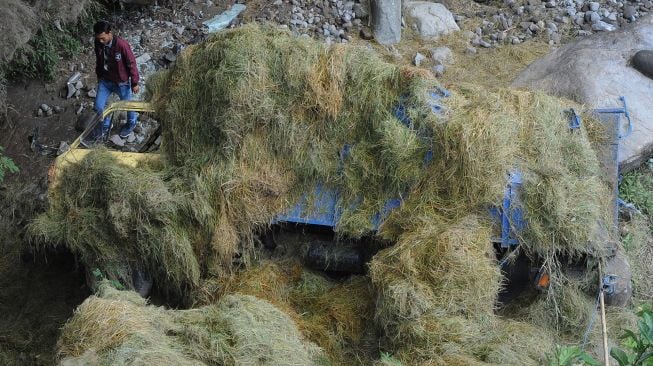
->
[[404, 1, 460, 40], [513, 15, 653, 170], [632, 50, 653, 79], [371, 0, 401, 44]]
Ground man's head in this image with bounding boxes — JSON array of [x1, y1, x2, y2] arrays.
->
[[94, 20, 113, 45]]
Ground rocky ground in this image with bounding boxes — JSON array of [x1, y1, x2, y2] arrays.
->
[[2, 0, 652, 184]]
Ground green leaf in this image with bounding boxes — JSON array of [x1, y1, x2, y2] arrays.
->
[[577, 353, 601, 366], [638, 316, 653, 345], [555, 346, 580, 365], [636, 351, 653, 365], [611, 347, 630, 366]]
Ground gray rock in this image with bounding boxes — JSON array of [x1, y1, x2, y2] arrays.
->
[[46, 109, 53, 116], [404, 1, 460, 40], [37, 109, 43, 117], [88, 89, 97, 98], [432, 64, 445, 76], [176, 26, 185, 35], [479, 39, 492, 48], [359, 28, 374, 39], [586, 11, 601, 23], [371, 0, 401, 44], [57, 141, 70, 156], [431, 46, 454, 65], [164, 53, 177, 63], [126, 133, 137, 143], [546, 21, 558, 32], [632, 49, 653, 79], [109, 135, 125, 147], [589, 1, 600, 11], [136, 53, 151, 64], [512, 15, 653, 169], [529, 23, 541, 33], [54, 106, 63, 114], [75, 80, 83, 90], [623, 5, 636, 19], [592, 20, 617, 31], [40, 104, 50, 112], [413, 52, 426, 66], [465, 46, 477, 54]]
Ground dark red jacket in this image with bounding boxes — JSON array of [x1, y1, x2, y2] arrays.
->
[[94, 36, 140, 86]]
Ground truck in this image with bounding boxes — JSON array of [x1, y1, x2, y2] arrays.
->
[[48, 93, 634, 305]]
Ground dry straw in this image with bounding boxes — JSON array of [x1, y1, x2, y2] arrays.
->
[[32, 25, 626, 364]]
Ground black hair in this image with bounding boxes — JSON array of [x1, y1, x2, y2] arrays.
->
[[93, 20, 112, 35]]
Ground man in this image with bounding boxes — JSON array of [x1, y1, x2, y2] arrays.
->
[[91, 20, 140, 141]]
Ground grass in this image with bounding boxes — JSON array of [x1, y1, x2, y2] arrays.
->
[[199, 260, 377, 365], [619, 163, 653, 217], [58, 282, 325, 365]]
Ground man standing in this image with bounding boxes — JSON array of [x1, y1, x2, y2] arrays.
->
[[91, 20, 140, 141]]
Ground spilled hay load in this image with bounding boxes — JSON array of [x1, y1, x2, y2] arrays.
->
[[33, 25, 630, 365]]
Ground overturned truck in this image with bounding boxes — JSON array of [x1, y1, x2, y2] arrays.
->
[[34, 25, 636, 365]]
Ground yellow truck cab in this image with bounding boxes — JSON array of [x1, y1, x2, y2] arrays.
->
[[49, 101, 162, 190]]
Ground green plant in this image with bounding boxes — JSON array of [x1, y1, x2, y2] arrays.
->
[[0, 146, 19, 183], [619, 170, 653, 217], [6, 24, 81, 81], [546, 345, 599, 366], [91, 268, 125, 291], [611, 306, 653, 366]]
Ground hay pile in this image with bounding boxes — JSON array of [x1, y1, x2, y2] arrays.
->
[[198, 260, 377, 365], [33, 25, 623, 364], [58, 281, 325, 365], [30, 150, 200, 294]]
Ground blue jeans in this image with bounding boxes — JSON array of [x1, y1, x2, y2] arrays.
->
[[94, 79, 137, 134]]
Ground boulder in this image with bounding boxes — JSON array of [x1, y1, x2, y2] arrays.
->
[[404, 1, 460, 40], [512, 15, 653, 170], [371, 0, 401, 44], [430, 46, 454, 65], [632, 50, 653, 79]]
